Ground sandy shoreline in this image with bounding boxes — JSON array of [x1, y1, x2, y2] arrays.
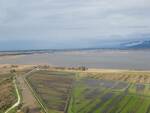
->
[[0, 64, 150, 84], [0, 64, 150, 72]]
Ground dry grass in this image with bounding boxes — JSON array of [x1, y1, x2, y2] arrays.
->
[[80, 71, 150, 84], [0, 79, 17, 112]]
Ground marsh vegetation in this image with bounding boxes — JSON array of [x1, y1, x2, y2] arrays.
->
[[26, 70, 150, 113]]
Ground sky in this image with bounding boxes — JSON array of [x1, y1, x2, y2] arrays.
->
[[0, 0, 150, 50]]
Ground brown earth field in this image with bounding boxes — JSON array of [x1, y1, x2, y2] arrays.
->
[[26, 70, 75, 113]]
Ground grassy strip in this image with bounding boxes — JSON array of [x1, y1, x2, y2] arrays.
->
[[64, 72, 77, 113], [8, 107, 17, 113], [64, 81, 75, 113]]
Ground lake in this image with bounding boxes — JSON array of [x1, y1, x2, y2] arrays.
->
[[0, 50, 150, 70]]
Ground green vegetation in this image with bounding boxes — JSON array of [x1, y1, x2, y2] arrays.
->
[[27, 70, 150, 113], [68, 78, 150, 113], [0, 73, 17, 113], [8, 107, 18, 113]]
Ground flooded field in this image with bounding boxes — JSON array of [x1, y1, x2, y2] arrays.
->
[[27, 70, 150, 113], [0, 50, 150, 70], [69, 77, 150, 113], [27, 70, 75, 113]]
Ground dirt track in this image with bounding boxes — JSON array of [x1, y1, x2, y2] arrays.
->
[[16, 71, 41, 113]]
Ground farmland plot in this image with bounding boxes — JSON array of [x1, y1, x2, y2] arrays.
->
[[68, 77, 150, 113], [27, 70, 75, 113], [27, 70, 150, 113]]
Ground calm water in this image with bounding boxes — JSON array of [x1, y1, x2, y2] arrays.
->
[[0, 50, 150, 70]]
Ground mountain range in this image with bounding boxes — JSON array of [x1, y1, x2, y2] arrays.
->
[[121, 40, 150, 49]]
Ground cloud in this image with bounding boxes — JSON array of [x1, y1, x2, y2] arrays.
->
[[0, 0, 150, 49]]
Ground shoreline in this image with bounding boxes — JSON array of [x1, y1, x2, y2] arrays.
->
[[0, 64, 150, 72]]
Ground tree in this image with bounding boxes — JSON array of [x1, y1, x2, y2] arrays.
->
[[10, 69, 16, 73]]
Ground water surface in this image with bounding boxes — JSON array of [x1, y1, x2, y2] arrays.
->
[[0, 50, 150, 70]]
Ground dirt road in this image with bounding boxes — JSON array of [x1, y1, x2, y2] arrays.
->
[[16, 70, 41, 113], [5, 78, 21, 113]]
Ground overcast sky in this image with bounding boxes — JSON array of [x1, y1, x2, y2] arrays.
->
[[0, 0, 150, 50]]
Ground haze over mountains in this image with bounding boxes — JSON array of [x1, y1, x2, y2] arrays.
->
[[0, 39, 150, 52], [121, 40, 150, 49]]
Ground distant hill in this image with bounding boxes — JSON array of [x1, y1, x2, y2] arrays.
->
[[121, 40, 150, 49]]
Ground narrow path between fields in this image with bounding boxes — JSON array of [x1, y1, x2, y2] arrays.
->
[[23, 69, 48, 113], [16, 69, 42, 113], [5, 78, 21, 113]]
